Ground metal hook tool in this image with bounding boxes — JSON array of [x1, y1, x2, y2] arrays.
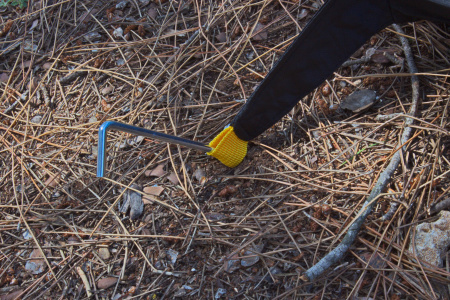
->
[[97, 121, 212, 178]]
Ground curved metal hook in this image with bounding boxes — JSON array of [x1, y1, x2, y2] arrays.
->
[[97, 121, 212, 177]]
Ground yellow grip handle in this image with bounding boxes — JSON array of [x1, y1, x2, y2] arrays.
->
[[207, 126, 247, 168]]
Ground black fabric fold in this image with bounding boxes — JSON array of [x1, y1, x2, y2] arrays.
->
[[231, 0, 449, 141]]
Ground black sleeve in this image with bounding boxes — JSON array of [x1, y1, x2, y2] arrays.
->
[[231, 0, 450, 141]]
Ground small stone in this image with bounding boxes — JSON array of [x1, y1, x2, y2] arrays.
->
[[408, 211, 450, 267], [264, 267, 282, 284], [22, 230, 32, 240], [113, 27, 123, 38], [42, 62, 52, 70], [173, 288, 187, 297], [166, 249, 178, 265], [84, 32, 102, 42], [116, 1, 128, 9], [298, 9, 308, 19], [97, 277, 118, 289], [31, 115, 42, 124], [205, 212, 226, 222], [101, 85, 114, 95], [98, 247, 111, 260], [20, 60, 32, 69], [193, 168, 206, 182], [214, 288, 226, 299]]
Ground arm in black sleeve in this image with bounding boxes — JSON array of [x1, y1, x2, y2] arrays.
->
[[231, 0, 450, 142]]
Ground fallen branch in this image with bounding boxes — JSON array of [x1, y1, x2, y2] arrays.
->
[[302, 23, 420, 281]]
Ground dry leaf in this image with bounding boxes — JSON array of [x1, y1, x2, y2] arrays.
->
[[1, 289, 24, 300], [0, 20, 13, 38], [224, 254, 240, 273], [0, 73, 9, 83], [340, 89, 376, 113], [147, 7, 157, 19], [218, 185, 238, 197], [101, 99, 111, 112], [205, 212, 226, 221], [142, 194, 158, 204], [252, 23, 267, 41], [20, 60, 32, 69], [29, 77, 38, 94], [79, 8, 99, 24], [97, 277, 118, 289], [145, 164, 166, 177], [45, 174, 60, 188], [216, 32, 227, 43], [25, 249, 46, 274], [315, 98, 330, 115], [240, 243, 264, 267], [143, 185, 164, 196], [167, 172, 179, 185]]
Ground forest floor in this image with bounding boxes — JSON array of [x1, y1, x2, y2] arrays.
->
[[0, 0, 449, 299]]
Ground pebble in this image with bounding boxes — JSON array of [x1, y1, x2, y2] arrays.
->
[[408, 211, 450, 267], [97, 277, 118, 289]]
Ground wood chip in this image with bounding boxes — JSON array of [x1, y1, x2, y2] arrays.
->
[[120, 184, 144, 220]]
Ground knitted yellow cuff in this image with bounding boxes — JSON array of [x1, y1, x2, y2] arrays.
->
[[207, 126, 248, 168]]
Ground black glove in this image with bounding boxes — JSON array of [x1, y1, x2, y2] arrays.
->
[[231, 0, 450, 141]]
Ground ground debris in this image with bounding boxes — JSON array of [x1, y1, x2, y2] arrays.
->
[[120, 184, 144, 220]]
